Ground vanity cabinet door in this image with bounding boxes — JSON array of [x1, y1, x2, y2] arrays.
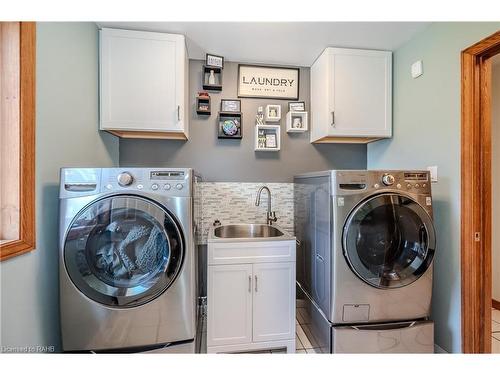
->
[[207, 264, 253, 347], [252, 262, 296, 342]]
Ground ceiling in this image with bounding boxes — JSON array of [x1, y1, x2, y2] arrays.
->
[[96, 22, 430, 67]]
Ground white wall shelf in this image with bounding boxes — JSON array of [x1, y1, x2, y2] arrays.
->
[[265, 104, 281, 122], [286, 111, 308, 133], [255, 124, 281, 151]]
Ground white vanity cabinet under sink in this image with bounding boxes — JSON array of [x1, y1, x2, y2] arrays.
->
[[207, 225, 296, 354]]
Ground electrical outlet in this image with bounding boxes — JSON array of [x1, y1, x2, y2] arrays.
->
[[427, 166, 438, 182]]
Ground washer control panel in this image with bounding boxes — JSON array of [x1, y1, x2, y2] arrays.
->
[[100, 168, 192, 196]]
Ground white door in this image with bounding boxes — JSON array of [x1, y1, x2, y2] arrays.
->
[[329, 48, 392, 138], [207, 264, 253, 347], [100, 28, 185, 132], [252, 262, 295, 342]]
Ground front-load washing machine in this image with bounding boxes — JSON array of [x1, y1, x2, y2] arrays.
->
[[59, 168, 200, 352], [294, 170, 436, 353]]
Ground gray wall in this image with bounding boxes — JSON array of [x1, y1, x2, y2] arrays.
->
[[367, 22, 500, 353], [119, 60, 367, 181], [0, 22, 118, 351]]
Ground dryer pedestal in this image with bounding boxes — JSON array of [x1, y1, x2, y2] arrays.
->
[[297, 283, 434, 353]]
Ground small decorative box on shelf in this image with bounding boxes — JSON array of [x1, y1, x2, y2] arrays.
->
[[203, 65, 223, 91], [218, 112, 242, 139], [255, 124, 281, 151], [286, 111, 308, 132], [196, 92, 211, 115]]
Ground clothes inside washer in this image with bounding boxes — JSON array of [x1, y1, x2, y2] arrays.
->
[[90, 212, 170, 288]]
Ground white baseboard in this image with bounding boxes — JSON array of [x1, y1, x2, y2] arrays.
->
[[434, 344, 448, 354]]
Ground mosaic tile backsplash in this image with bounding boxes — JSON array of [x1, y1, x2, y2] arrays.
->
[[198, 182, 294, 244]]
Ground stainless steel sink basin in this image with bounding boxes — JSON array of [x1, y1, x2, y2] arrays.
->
[[213, 224, 284, 239]]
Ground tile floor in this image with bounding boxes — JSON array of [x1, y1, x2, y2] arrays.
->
[[492, 308, 500, 353]]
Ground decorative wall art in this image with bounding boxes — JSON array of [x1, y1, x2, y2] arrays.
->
[[237, 64, 299, 99], [288, 101, 305, 112], [218, 112, 242, 139], [206, 53, 224, 69], [220, 99, 241, 112]]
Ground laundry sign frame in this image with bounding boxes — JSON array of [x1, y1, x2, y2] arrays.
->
[[237, 64, 300, 100]]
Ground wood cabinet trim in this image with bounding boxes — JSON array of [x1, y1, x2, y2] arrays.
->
[[460, 29, 500, 353], [0, 22, 36, 261]]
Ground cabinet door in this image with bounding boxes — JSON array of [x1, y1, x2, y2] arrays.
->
[[329, 48, 392, 138], [99, 28, 186, 133], [252, 262, 295, 342], [207, 264, 253, 347]]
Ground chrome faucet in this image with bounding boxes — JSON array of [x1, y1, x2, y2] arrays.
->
[[255, 185, 278, 225]]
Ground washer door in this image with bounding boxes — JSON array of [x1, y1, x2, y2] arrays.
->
[[343, 193, 435, 289], [64, 195, 184, 307]]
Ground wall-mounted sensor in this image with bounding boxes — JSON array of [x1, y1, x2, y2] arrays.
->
[[411, 60, 423, 79]]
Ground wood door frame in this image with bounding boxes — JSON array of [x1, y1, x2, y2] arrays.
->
[[0, 22, 36, 260], [461, 30, 500, 353]]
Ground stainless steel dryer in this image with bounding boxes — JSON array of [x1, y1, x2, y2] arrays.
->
[[294, 170, 436, 353], [59, 168, 200, 352]]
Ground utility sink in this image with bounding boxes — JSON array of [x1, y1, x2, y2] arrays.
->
[[214, 224, 284, 239]]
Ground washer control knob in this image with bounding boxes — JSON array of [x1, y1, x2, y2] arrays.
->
[[396, 183, 402, 189], [382, 174, 395, 186], [415, 183, 420, 188], [106, 184, 113, 190], [374, 183, 380, 189], [176, 183, 184, 190], [151, 183, 159, 191], [164, 183, 171, 190], [117, 172, 134, 187], [407, 183, 412, 189], [137, 184, 143, 190]]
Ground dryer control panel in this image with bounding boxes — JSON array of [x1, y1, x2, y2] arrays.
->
[[332, 170, 431, 196]]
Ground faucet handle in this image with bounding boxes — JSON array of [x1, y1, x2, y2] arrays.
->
[[268, 211, 278, 223]]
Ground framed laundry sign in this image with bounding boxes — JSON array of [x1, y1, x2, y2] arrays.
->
[[237, 64, 300, 100]]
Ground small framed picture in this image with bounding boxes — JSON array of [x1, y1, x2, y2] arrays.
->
[[206, 53, 224, 69], [265, 134, 277, 148], [221, 99, 241, 112], [288, 101, 305, 112]]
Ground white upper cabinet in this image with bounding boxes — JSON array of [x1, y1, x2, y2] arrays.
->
[[310, 47, 392, 143], [99, 28, 189, 140]]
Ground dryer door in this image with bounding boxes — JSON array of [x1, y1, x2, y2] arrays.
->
[[63, 195, 184, 307], [343, 193, 435, 289]]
